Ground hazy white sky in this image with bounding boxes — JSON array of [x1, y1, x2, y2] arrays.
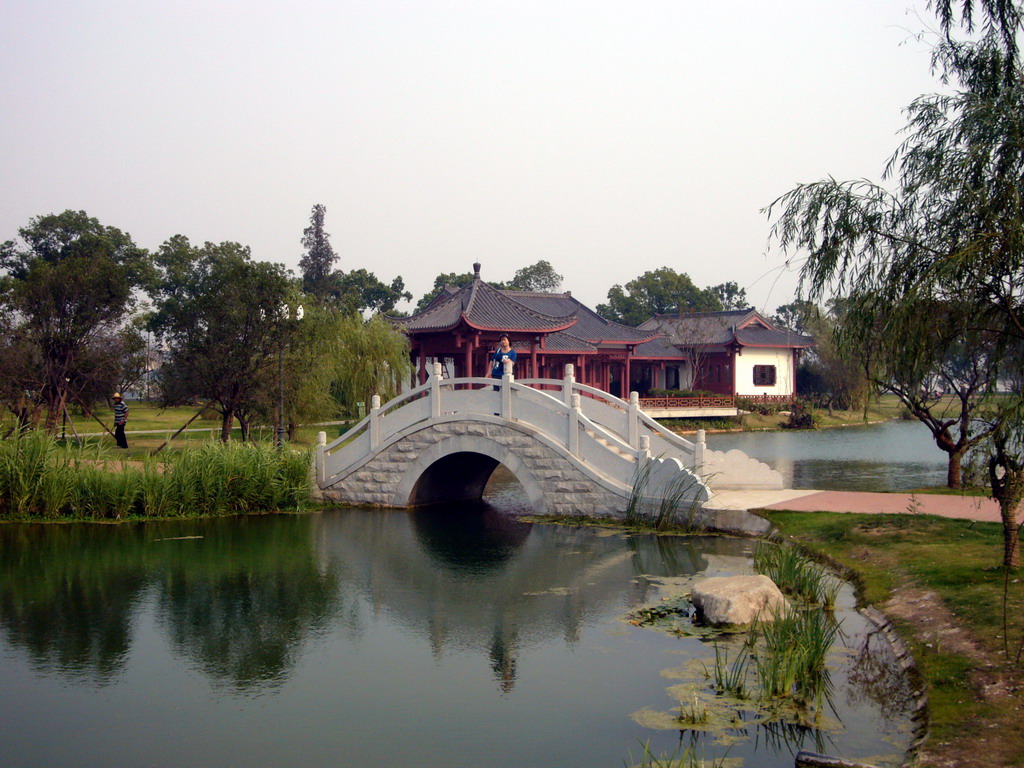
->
[[0, 0, 942, 315]]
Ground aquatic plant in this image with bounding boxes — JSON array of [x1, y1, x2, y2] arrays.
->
[[625, 456, 655, 526], [0, 430, 76, 517], [653, 469, 706, 532], [676, 691, 710, 725], [626, 456, 706, 532], [754, 542, 843, 610], [625, 739, 730, 768], [749, 605, 840, 710], [708, 642, 751, 700]]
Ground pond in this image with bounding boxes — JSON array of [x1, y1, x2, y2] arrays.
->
[[0, 506, 916, 768], [706, 419, 947, 491]]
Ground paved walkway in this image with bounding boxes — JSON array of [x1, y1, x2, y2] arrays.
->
[[704, 488, 1004, 524]]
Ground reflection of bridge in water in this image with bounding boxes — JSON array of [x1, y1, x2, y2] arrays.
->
[[316, 363, 783, 529], [311, 507, 750, 692]]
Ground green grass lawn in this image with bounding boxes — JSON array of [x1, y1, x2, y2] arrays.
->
[[1, 402, 350, 459], [763, 510, 1024, 766]]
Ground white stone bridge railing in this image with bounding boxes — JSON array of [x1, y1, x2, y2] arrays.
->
[[316, 362, 707, 493]]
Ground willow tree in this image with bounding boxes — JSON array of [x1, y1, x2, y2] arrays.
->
[[330, 313, 411, 415], [767, 22, 1024, 564]]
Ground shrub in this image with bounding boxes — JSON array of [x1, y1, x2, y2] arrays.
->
[[782, 398, 818, 429], [646, 388, 719, 398], [735, 396, 790, 416]]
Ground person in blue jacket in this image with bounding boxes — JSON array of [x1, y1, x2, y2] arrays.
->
[[490, 334, 517, 389]]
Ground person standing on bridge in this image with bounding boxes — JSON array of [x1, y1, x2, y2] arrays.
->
[[112, 392, 129, 449], [490, 334, 517, 390]]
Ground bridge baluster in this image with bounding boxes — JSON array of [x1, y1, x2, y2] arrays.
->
[[430, 362, 442, 419], [370, 395, 381, 449], [694, 428, 706, 476], [569, 393, 581, 455], [316, 431, 327, 485], [501, 360, 514, 418], [628, 391, 640, 449], [563, 364, 575, 407]]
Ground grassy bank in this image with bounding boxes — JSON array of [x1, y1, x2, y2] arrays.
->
[[0, 432, 312, 521], [1, 401, 347, 459], [762, 510, 1024, 768]]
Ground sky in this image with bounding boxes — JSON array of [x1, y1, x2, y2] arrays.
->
[[0, 0, 944, 316]]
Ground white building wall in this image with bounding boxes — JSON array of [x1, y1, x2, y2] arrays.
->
[[733, 348, 796, 397]]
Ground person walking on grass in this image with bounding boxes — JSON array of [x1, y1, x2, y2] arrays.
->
[[113, 393, 128, 449]]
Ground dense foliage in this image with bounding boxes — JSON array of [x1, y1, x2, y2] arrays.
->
[[0, 211, 151, 431]]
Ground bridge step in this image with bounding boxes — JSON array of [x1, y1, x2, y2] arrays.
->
[[593, 435, 634, 460]]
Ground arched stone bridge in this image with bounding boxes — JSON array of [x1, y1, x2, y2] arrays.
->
[[315, 363, 782, 528]]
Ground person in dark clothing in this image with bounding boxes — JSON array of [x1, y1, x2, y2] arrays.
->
[[490, 334, 517, 390], [112, 393, 129, 449]]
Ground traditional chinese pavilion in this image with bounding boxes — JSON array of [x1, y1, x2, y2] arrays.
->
[[393, 264, 813, 401], [393, 263, 683, 397]]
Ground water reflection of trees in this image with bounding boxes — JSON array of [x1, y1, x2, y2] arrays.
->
[[155, 517, 342, 690], [0, 517, 342, 688], [1, 508, 759, 696], [846, 629, 915, 719], [0, 524, 150, 684]]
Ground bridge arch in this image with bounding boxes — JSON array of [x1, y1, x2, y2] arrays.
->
[[392, 434, 547, 513]]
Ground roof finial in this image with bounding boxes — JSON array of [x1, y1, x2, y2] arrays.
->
[[473, 262, 481, 281]]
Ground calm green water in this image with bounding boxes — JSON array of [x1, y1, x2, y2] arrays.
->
[[0, 509, 913, 767], [707, 420, 948, 491]]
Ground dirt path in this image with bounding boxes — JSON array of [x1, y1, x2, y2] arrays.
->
[[882, 581, 1024, 767]]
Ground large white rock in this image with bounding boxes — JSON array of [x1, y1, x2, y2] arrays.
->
[[691, 574, 788, 626]]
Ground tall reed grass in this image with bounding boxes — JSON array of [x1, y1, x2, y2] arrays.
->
[[625, 457, 706, 532], [0, 432, 312, 520], [748, 604, 839, 709], [754, 542, 842, 610]]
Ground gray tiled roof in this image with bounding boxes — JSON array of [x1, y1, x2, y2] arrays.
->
[[395, 280, 577, 333], [501, 291, 657, 345], [638, 309, 812, 350]]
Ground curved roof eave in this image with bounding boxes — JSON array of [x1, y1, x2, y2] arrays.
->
[[458, 312, 579, 334]]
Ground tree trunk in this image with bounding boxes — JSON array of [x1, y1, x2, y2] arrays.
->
[[238, 414, 250, 442], [946, 450, 963, 489], [1003, 507, 1020, 568], [989, 442, 1023, 568], [221, 409, 235, 442]]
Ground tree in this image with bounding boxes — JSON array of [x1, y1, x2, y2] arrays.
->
[[414, 271, 476, 312], [508, 260, 563, 292], [767, 16, 1024, 563], [772, 300, 816, 333], [299, 204, 337, 298], [150, 237, 295, 441], [596, 268, 722, 326], [795, 304, 871, 415], [412, 261, 565, 312], [0, 210, 150, 431], [329, 313, 411, 414], [329, 269, 411, 315], [710, 281, 750, 311]]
